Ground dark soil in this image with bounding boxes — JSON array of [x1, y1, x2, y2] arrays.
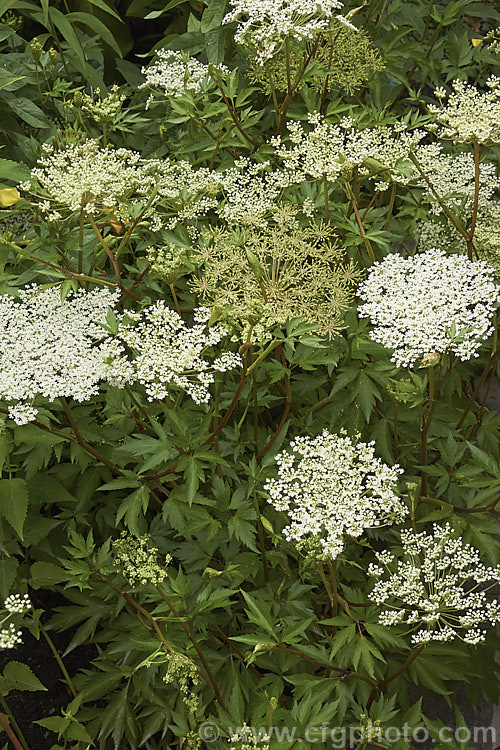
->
[[0, 589, 96, 750]]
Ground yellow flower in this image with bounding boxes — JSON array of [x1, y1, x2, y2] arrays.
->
[[0, 188, 21, 207]]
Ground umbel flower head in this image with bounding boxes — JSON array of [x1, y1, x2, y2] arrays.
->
[[357, 249, 498, 368], [140, 49, 229, 102], [0, 285, 120, 425], [271, 115, 426, 189], [105, 304, 242, 404], [369, 524, 500, 645], [0, 285, 240, 424], [191, 213, 361, 342], [223, 0, 355, 64], [163, 652, 200, 713], [113, 532, 171, 586], [428, 76, 500, 143], [79, 85, 126, 123], [246, 19, 383, 96], [21, 140, 157, 220], [264, 430, 406, 560], [0, 593, 31, 650]]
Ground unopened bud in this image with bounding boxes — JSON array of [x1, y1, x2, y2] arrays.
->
[[418, 351, 440, 368], [29, 38, 43, 63], [245, 248, 265, 280]]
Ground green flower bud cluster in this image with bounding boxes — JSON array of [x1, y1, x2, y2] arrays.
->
[[112, 532, 171, 586], [81, 85, 126, 124], [147, 244, 193, 285], [247, 21, 384, 96], [163, 652, 200, 713]]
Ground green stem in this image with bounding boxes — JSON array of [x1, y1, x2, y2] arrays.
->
[[420, 361, 442, 495], [421, 0, 434, 42], [247, 339, 283, 374], [78, 208, 84, 275], [114, 188, 158, 261], [40, 625, 77, 697], [408, 153, 469, 241], [275, 645, 375, 686], [383, 183, 397, 229], [285, 37, 292, 94], [266, 65, 281, 126], [276, 33, 321, 135], [5, 241, 116, 289], [169, 283, 181, 315], [202, 363, 248, 446], [252, 491, 269, 583], [345, 180, 376, 263], [323, 174, 330, 223], [214, 78, 260, 148], [34, 64, 45, 109], [327, 561, 338, 617], [155, 586, 227, 710], [316, 562, 336, 616]]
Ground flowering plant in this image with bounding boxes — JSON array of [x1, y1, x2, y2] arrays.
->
[[0, 1, 499, 748]]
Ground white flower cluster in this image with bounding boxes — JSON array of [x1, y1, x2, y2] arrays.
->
[[271, 115, 425, 188], [357, 249, 498, 368], [224, 0, 354, 63], [264, 431, 406, 560], [369, 524, 500, 645], [105, 304, 242, 404], [22, 140, 156, 219], [153, 159, 222, 227], [271, 115, 500, 202], [0, 623, 23, 649], [4, 594, 31, 613], [80, 85, 125, 123], [415, 145, 498, 215], [0, 285, 120, 424], [429, 77, 500, 143], [0, 285, 242, 422], [229, 723, 271, 748], [219, 158, 291, 226], [141, 50, 229, 101]]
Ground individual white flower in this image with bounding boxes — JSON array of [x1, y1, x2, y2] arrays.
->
[[0, 285, 120, 424], [105, 304, 242, 404], [0, 623, 23, 649], [369, 524, 500, 645], [140, 49, 229, 100], [4, 594, 31, 614], [264, 430, 406, 560], [223, 0, 352, 64], [428, 76, 500, 143], [357, 249, 498, 368]]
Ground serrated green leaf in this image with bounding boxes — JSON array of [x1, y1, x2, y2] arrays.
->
[[0, 478, 29, 539], [330, 623, 356, 658], [29, 561, 70, 588], [241, 591, 277, 638], [3, 661, 47, 692]]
